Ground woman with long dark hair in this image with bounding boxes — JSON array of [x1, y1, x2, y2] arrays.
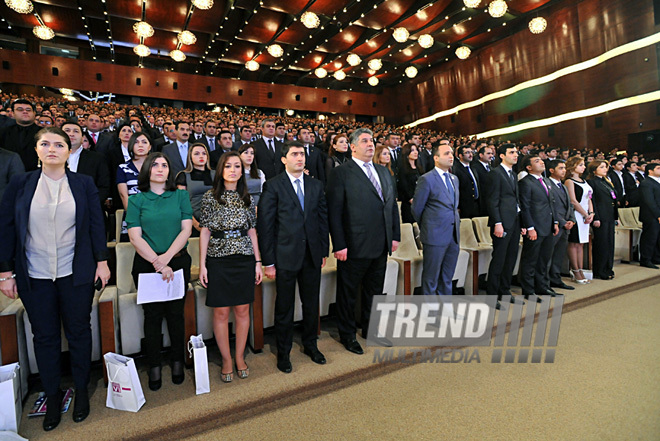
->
[[325, 133, 350, 179], [238, 143, 265, 206], [199, 151, 263, 383], [126, 152, 193, 391], [176, 143, 215, 237], [397, 143, 422, 223], [586, 159, 619, 280], [117, 132, 153, 241], [0, 127, 110, 431]]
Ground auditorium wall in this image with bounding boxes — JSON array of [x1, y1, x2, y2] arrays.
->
[[394, 0, 660, 150], [0, 49, 396, 118]]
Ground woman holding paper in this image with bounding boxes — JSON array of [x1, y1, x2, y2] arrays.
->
[[126, 152, 193, 391], [0, 127, 110, 431], [199, 151, 263, 383]]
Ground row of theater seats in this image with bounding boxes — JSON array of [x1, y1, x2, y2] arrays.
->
[[615, 207, 642, 262], [3, 207, 635, 390]]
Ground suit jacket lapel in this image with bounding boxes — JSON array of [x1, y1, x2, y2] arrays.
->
[[17, 172, 40, 247], [67, 171, 85, 241], [283, 174, 304, 216], [347, 160, 382, 202]]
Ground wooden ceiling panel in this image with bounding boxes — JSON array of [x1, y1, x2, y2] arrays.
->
[[355, 0, 417, 30], [261, 0, 311, 15], [275, 22, 309, 45], [240, 9, 287, 43], [397, 0, 453, 31]]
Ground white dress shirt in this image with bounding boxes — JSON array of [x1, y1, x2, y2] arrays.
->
[[67, 147, 83, 173], [352, 157, 382, 190]]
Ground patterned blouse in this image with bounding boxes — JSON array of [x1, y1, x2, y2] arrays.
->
[[199, 190, 256, 258]]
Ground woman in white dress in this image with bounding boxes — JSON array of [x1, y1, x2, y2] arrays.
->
[[564, 156, 594, 283]]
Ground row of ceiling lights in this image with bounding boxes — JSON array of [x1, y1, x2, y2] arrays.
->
[[7, 0, 547, 86]]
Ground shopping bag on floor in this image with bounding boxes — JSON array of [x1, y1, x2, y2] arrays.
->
[[188, 334, 210, 395], [104, 353, 146, 412], [0, 363, 21, 433]]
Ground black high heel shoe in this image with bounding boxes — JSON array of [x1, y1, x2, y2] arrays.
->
[[172, 361, 184, 385], [148, 366, 162, 391], [43, 391, 62, 431], [72, 388, 90, 423]]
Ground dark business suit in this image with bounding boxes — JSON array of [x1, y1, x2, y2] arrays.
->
[[548, 178, 576, 285], [418, 148, 434, 174], [486, 165, 521, 299], [304, 144, 326, 184], [638, 177, 660, 265], [199, 136, 221, 154], [0, 148, 24, 201], [162, 142, 188, 177], [453, 161, 482, 219], [0, 123, 40, 171], [412, 169, 460, 296], [472, 160, 492, 216], [76, 148, 111, 204], [608, 169, 626, 207], [327, 159, 400, 341], [0, 170, 108, 399], [588, 177, 619, 279], [519, 175, 557, 295], [209, 147, 237, 169], [622, 172, 640, 207], [253, 137, 283, 180], [257, 173, 329, 356]]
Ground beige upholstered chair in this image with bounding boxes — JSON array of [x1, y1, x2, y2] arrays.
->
[[460, 219, 493, 295], [0, 295, 29, 399]]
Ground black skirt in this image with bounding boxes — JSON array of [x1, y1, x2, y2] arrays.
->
[[205, 254, 255, 307]]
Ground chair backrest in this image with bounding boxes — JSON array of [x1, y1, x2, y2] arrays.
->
[[115, 209, 124, 242], [325, 234, 337, 268], [412, 222, 423, 250], [188, 237, 200, 268], [115, 243, 136, 295], [618, 208, 637, 228], [391, 223, 420, 259], [630, 206, 641, 227], [472, 216, 491, 245], [397, 201, 403, 224], [460, 219, 479, 249]]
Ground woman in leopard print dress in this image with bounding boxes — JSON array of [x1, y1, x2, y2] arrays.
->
[[199, 151, 263, 382]]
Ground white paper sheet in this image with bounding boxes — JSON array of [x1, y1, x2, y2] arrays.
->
[[137, 269, 185, 304]]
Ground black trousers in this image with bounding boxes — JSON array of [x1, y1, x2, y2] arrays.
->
[[519, 233, 553, 295], [487, 218, 521, 299], [336, 252, 387, 341], [132, 251, 191, 367], [22, 276, 94, 399], [592, 220, 615, 278], [549, 230, 569, 284], [274, 248, 321, 355], [640, 220, 660, 264]]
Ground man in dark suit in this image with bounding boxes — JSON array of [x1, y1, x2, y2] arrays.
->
[[327, 128, 400, 354], [85, 114, 104, 149], [412, 143, 460, 297], [418, 140, 434, 174], [62, 122, 110, 204], [473, 143, 493, 216], [519, 154, 559, 300], [385, 133, 401, 178], [453, 145, 482, 219], [547, 160, 576, 291], [608, 157, 626, 207], [161, 121, 190, 177], [253, 118, 283, 180], [622, 161, 641, 207], [0, 147, 24, 200], [233, 126, 252, 150], [209, 129, 237, 169], [0, 99, 40, 171], [257, 141, 329, 373], [299, 126, 326, 184], [199, 120, 221, 153], [486, 143, 524, 308], [638, 163, 660, 268]]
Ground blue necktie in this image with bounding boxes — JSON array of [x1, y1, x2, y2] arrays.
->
[[444, 172, 455, 202], [295, 179, 304, 211]]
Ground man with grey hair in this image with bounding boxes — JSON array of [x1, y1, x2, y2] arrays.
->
[[327, 127, 401, 354]]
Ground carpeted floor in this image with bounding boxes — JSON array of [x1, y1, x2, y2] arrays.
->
[[15, 263, 660, 440]]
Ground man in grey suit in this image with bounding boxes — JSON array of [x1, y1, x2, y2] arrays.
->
[[547, 160, 576, 290], [0, 147, 25, 200], [412, 143, 460, 297], [162, 121, 190, 177]]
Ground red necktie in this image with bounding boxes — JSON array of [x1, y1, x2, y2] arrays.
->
[[92, 133, 97, 143]]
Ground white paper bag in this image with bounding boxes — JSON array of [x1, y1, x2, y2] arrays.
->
[[188, 335, 210, 395], [104, 353, 146, 412], [0, 363, 21, 433]]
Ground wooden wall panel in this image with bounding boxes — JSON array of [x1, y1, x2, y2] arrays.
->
[[391, 0, 659, 150], [0, 49, 395, 117]]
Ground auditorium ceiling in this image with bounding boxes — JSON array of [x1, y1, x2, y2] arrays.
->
[[0, 0, 560, 92]]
